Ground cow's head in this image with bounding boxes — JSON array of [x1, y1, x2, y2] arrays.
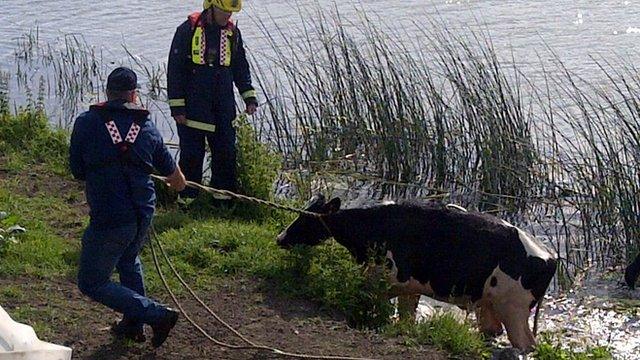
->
[[276, 194, 341, 248]]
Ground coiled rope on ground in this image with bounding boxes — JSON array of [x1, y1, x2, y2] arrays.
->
[[149, 174, 379, 360]]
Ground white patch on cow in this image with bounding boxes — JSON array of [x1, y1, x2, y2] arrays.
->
[[500, 220, 555, 261], [446, 203, 468, 212], [483, 266, 534, 305], [482, 266, 537, 350], [381, 200, 396, 206]]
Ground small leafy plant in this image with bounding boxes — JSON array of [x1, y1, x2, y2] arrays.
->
[[533, 332, 613, 360], [384, 313, 491, 359], [0, 211, 26, 251]]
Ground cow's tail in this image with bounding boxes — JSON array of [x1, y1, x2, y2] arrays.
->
[[533, 296, 544, 336]]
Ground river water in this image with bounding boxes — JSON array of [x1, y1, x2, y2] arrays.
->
[[2, 0, 640, 130], [1, 1, 639, 358]]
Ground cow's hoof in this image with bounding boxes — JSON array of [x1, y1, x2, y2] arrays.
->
[[491, 348, 521, 360], [482, 328, 505, 338]]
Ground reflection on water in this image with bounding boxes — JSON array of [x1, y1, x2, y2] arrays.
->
[[2, 0, 640, 128]]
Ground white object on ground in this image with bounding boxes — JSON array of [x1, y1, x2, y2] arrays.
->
[[0, 305, 72, 360]]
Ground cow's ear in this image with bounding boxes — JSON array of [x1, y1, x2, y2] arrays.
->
[[325, 197, 341, 213], [306, 194, 326, 210]]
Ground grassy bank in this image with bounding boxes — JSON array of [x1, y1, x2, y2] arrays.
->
[[0, 103, 394, 330], [0, 102, 614, 358]]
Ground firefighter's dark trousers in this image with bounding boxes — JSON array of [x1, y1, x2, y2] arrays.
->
[[176, 120, 237, 198]]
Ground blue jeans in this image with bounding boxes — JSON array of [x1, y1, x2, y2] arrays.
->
[[77, 217, 168, 328]]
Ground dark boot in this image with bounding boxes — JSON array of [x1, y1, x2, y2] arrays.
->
[[150, 308, 179, 348], [625, 253, 640, 289], [111, 317, 145, 343]]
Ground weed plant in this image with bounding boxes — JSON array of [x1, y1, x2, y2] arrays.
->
[[384, 314, 491, 359]]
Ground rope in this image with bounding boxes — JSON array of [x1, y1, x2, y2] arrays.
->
[[152, 174, 336, 245], [151, 174, 322, 218], [149, 180, 379, 359], [149, 233, 254, 350]]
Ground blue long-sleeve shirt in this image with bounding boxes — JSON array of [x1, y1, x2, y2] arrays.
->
[[69, 100, 176, 229]]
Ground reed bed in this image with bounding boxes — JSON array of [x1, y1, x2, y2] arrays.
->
[[13, 30, 103, 128], [531, 56, 640, 272], [0, 71, 9, 114], [11, 31, 169, 131], [249, 10, 640, 283], [252, 12, 538, 214]]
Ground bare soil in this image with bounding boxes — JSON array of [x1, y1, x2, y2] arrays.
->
[[0, 162, 448, 360], [0, 276, 447, 360]]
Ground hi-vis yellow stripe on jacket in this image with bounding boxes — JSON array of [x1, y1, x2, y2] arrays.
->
[[167, 10, 257, 120], [219, 29, 233, 67], [191, 26, 206, 65], [188, 12, 234, 67]]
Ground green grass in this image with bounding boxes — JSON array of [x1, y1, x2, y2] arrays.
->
[[144, 217, 393, 328], [384, 313, 491, 359], [0, 285, 25, 301], [0, 108, 68, 174], [0, 187, 79, 278], [9, 305, 56, 338], [0, 105, 394, 330], [534, 332, 613, 360], [235, 113, 282, 216]]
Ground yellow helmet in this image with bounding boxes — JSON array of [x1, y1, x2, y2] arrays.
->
[[203, 0, 242, 12]]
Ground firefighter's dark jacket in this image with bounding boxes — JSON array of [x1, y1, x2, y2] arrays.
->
[[167, 12, 256, 125], [69, 100, 177, 229]]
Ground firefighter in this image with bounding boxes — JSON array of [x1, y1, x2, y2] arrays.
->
[[70, 67, 186, 347], [167, 0, 258, 199]]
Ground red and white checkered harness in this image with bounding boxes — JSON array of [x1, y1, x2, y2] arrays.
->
[[104, 119, 141, 151]]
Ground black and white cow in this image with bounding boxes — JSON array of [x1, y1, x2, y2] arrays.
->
[[276, 195, 557, 351]]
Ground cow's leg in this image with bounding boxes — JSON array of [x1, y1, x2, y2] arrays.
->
[[494, 302, 535, 351], [397, 294, 420, 322], [475, 299, 504, 337], [484, 267, 537, 351], [625, 253, 640, 289]]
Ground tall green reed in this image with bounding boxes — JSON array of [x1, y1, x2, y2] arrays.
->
[[250, 9, 639, 283], [252, 10, 537, 212]]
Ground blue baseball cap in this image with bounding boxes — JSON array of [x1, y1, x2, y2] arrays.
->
[[106, 67, 138, 91]]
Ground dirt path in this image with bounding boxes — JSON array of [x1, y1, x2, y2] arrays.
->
[[0, 276, 446, 360]]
